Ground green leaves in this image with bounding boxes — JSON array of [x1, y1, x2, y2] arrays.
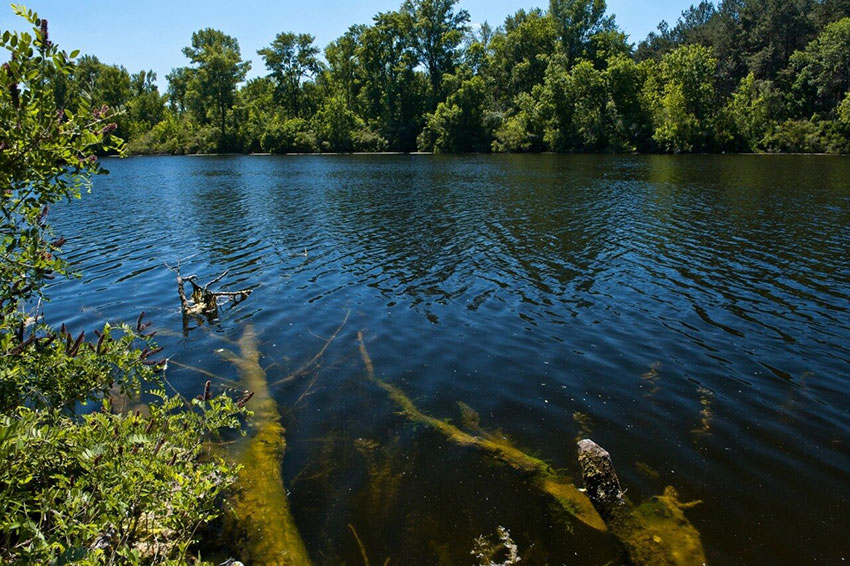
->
[[1, 7, 249, 564], [258, 32, 320, 116], [0, 398, 246, 565], [1, 9, 125, 310], [179, 28, 250, 145]]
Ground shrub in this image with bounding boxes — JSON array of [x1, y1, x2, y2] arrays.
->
[[1, 7, 248, 564]]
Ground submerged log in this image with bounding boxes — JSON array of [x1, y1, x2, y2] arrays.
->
[[357, 331, 707, 565], [577, 439, 707, 566], [357, 331, 606, 532], [221, 325, 311, 566]]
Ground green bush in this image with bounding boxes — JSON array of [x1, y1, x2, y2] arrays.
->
[[761, 118, 838, 153], [260, 116, 317, 153], [352, 126, 389, 152], [1, 7, 248, 564]]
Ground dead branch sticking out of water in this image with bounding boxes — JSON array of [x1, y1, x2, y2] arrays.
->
[[219, 325, 311, 566], [577, 439, 706, 566], [357, 331, 708, 566], [165, 261, 252, 331]]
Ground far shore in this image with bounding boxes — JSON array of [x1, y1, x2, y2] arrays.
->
[[111, 151, 850, 158]]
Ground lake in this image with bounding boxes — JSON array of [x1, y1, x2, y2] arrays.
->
[[48, 154, 850, 565]]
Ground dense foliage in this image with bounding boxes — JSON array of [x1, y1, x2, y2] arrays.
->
[[1, 6, 249, 564], [44, 0, 850, 154]]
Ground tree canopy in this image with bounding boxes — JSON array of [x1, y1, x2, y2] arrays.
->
[[50, 0, 850, 155]]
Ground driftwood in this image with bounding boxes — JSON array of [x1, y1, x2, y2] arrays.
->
[[357, 331, 707, 566], [165, 262, 252, 331]]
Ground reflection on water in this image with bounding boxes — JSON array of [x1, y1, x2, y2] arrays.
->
[[48, 155, 850, 565]]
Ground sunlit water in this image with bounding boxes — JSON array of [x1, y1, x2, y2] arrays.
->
[[47, 155, 850, 565]]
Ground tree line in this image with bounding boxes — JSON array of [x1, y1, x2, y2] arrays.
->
[[51, 0, 850, 154]]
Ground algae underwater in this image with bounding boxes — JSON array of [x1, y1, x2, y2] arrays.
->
[[46, 154, 850, 564]]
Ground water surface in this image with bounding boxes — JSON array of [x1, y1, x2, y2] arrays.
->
[[49, 155, 850, 564]]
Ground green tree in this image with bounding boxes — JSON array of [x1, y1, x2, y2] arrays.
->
[[127, 70, 165, 137], [788, 17, 850, 115], [314, 93, 363, 151], [548, 0, 617, 66], [460, 21, 493, 76], [647, 44, 718, 152], [357, 9, 424, 150], [258, 32, 320, 116], [636, 1, 717, 61], [488, 9, 558, 106], [492, 90, 546, 152], [405, 0, 470, 104], [569, 60, 609, 149], [166, 66, 191, 113], [606, 55, 653, 151], [716, 73, 780, 151], [260, 116, 317, 153], [181, 28, 251, 145], [741, 0, 815, 80], [233, 76, 277, 152], [537, 54, 577, 151], [324, 26, 364, 109], [419, 74, 492, 152], [839, 90, 850, 128]]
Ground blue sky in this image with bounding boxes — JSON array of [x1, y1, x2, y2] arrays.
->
[[2, 1, 696, 88]]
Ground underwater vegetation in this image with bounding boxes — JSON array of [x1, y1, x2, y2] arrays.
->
[[178, 323, 706, 564], [357, 331, 707, 566]]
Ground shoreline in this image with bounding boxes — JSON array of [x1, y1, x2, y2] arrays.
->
[[111, 151, 850, 158]]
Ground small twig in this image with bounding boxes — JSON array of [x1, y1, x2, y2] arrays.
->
[[357, 331, 375, 380], [161, 369, 190, 405], [348, 523, 371, 566], [202, 269, 229, 293], [271, 309, 350, 386], [288, 366, 324, 413], [168, 359, 238, 386], [208, 290, 252, 299]]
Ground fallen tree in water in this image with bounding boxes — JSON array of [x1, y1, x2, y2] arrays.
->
[[357, 331, 604, 532], [357, 331, 707, 566], [219, 325, 311, 566], [577, 439, 706, 566]]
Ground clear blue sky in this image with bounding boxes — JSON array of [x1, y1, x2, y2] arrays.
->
[[2, 1, 696, 89]]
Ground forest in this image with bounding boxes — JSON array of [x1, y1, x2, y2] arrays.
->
[[49, 0, 850, 155], [5, 2, 850, 564]]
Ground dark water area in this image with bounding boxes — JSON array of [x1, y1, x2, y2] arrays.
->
[[47, 154, 850, 565]]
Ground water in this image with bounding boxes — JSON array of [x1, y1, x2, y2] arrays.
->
[[47, 154, 850, 564]]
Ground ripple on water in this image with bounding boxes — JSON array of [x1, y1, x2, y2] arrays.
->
[[46, 154, 850, 565]]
